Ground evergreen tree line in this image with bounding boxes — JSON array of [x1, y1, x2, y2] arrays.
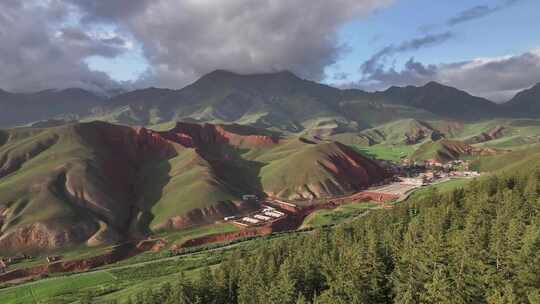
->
[[128, 168, 540, 304]]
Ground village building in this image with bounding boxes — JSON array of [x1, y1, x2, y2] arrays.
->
[[253, 214, 271, 221], [425, 159, 444, 167], [7, 255, 27, 264], [46, 255, 62, 263], [0, 260, 6, 273], [242, 217, 260, 224], [264, 211, 284, 218]]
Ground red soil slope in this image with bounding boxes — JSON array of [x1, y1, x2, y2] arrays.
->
[[157, 122, 279, 148]]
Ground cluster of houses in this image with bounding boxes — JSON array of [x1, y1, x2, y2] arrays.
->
[[0, 260, 6, 273], [0, 254, 63, 274], [0, 255, 30, 273], [395, 158, 480, 185], [227, 204, 286, 227]]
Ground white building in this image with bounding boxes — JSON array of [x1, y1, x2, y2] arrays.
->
[[242, 217, 260, 224], [254, 214, 271, 221], [264, 211, 284, 218]]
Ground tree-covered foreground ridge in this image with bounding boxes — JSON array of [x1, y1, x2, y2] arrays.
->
[[125, 165, 540, 304]]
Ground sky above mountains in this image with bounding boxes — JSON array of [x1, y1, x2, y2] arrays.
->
[[0, 0, 538, 101]]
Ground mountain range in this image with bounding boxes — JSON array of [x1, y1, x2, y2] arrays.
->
[[0, 70, 538, 131], [0, 70, 539, 253]]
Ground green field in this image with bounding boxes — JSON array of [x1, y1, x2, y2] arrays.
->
[[300, 201, 381, 228], [0, 230, 300, 304], [408, 178, 471, 201], [470, 144, 540, 173], [0, 271, 117, 304], [351, 144, 416, 161], [3, 245, 113, 272], [0, 246, 230, 304], [159, 223, 239, 245]]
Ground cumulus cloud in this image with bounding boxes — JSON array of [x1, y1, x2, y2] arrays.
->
[[2, 0, 536, 100], [352, 49, 540, 102], [68, 0, 393, 88], [0, 1, 128, 93], [0, 0, 393, 92]]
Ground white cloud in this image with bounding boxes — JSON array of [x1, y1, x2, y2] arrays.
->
[[70, 0, 393, 88], [353, 49, 540, 102]]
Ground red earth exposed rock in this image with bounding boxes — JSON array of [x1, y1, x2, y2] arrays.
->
[[0, 121, 386, 253]]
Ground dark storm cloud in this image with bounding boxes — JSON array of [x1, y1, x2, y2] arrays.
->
[[58, 27, 127, 58], [66, 0, 151, 22], [352, 50, 540, 102], [59, 27, 92, 42]]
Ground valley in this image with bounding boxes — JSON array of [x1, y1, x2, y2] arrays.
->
[[0, 71, 539, 304], [0, 116, 484, 290], [0, 172, 477, 304]]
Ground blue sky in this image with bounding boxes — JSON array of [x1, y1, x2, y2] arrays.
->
[[325, 0, 540, 86], [2, 0, 539, 99], [83, 0, 540, 87]]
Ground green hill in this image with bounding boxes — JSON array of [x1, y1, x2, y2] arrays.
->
[[256, 141, 385, 200], [0, 121, 386, 253], [470, 144, 540, 172], [411, 139, 499, 162], [356, 119, 451, 145]]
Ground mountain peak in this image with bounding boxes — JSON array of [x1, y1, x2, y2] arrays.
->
[[201, 69, 300, 81], [505, 82, 540, 116], [423, 81, 446, 88], [385, 81, 450, 93]]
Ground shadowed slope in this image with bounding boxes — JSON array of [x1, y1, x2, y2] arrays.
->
[[0, 121, 386, 252]]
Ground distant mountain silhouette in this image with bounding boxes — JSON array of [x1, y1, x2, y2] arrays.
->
[[504, 82, 540, 117], [0, 88, 104, 127], [1, 71, 538, 129]]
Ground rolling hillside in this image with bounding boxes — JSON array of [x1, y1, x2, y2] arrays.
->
[[411, 139, 500, 162], [0, 121, 386, 253], [356, 119, 450, 145]]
